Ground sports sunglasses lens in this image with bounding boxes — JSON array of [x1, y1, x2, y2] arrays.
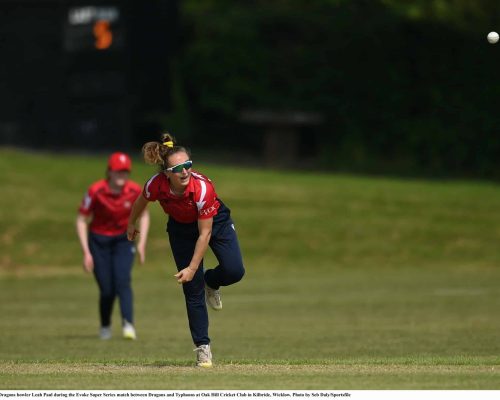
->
[[172, 161, 192, 173]]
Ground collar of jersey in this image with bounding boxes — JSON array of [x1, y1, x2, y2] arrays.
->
[[104, 179, 128, 195], [167, 174, 195, 197]]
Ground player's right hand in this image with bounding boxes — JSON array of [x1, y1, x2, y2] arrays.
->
[[127, 224, 139, 241]]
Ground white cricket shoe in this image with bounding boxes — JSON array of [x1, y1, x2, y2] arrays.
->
[[194, 344, 213, 368], [205, 285, 222, 311], [122, 321, 137, 340], [100, 326, 112, 340]]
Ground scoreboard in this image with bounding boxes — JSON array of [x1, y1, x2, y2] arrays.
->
[[0, 0, 175, 150], [64, 5, 124, 52]]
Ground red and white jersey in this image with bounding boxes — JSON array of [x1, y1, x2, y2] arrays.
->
[[78, 179, 142, 236], [142, 171, 220, 223]]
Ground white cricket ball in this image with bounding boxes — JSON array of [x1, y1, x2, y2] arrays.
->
[[487, 31, 499, 44]]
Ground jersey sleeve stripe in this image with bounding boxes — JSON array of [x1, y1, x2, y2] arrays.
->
[[144, 173, 159, 199], [82, 193, 92, 210], [196, 180, 207, 211]]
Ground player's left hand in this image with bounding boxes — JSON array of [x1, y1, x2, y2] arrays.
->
[[174, 266, 197, 284]]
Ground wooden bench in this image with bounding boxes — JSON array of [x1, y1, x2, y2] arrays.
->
[[240, 110, 324, 167]]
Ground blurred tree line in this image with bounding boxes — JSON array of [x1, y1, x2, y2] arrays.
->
[[168, 0, 500, 178]]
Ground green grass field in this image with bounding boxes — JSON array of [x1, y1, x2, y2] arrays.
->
[[1, 148, 500, 389]]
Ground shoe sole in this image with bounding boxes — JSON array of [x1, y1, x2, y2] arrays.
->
[[123, 334, 137, 340], [197, 362, 213, 368]]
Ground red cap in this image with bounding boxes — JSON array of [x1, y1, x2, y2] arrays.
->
[[108, 152, 132, 171]]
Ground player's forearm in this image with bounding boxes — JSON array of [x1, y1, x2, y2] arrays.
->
[[137, 210, 150, 247], [75, 215, 91, 254], [188, 232, 211, 270], [129, 195, 148, 227]]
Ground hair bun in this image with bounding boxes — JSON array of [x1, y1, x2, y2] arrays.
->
[[161, 132, 175, 145]]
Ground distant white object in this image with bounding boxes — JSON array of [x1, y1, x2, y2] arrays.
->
[[487, 31, 499, 44]]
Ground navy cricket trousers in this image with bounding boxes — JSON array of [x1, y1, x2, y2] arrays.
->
[[89, 232, 135, 327], [167, 202, 245, 346]]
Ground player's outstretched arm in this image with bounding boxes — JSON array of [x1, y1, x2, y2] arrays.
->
[[127, 195, 149, 241]]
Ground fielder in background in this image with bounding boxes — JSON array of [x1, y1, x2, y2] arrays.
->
[[76, 152, 150, 340], [127, 133, 245, 367]]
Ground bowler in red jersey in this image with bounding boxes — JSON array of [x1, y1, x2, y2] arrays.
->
[[127, 133, 245, 367], [76, 152, 150, 340]]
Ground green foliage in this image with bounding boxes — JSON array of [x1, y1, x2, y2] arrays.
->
[[181, 0, 348, 114], [382, 0, 500, 31], [177, 0, 500, 178]]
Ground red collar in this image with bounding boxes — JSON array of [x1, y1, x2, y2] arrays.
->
[[105, 179, 130, 195]]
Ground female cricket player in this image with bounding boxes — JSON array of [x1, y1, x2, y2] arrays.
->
[[126, 133, 245, 367], [76, 152, 150, 340]]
